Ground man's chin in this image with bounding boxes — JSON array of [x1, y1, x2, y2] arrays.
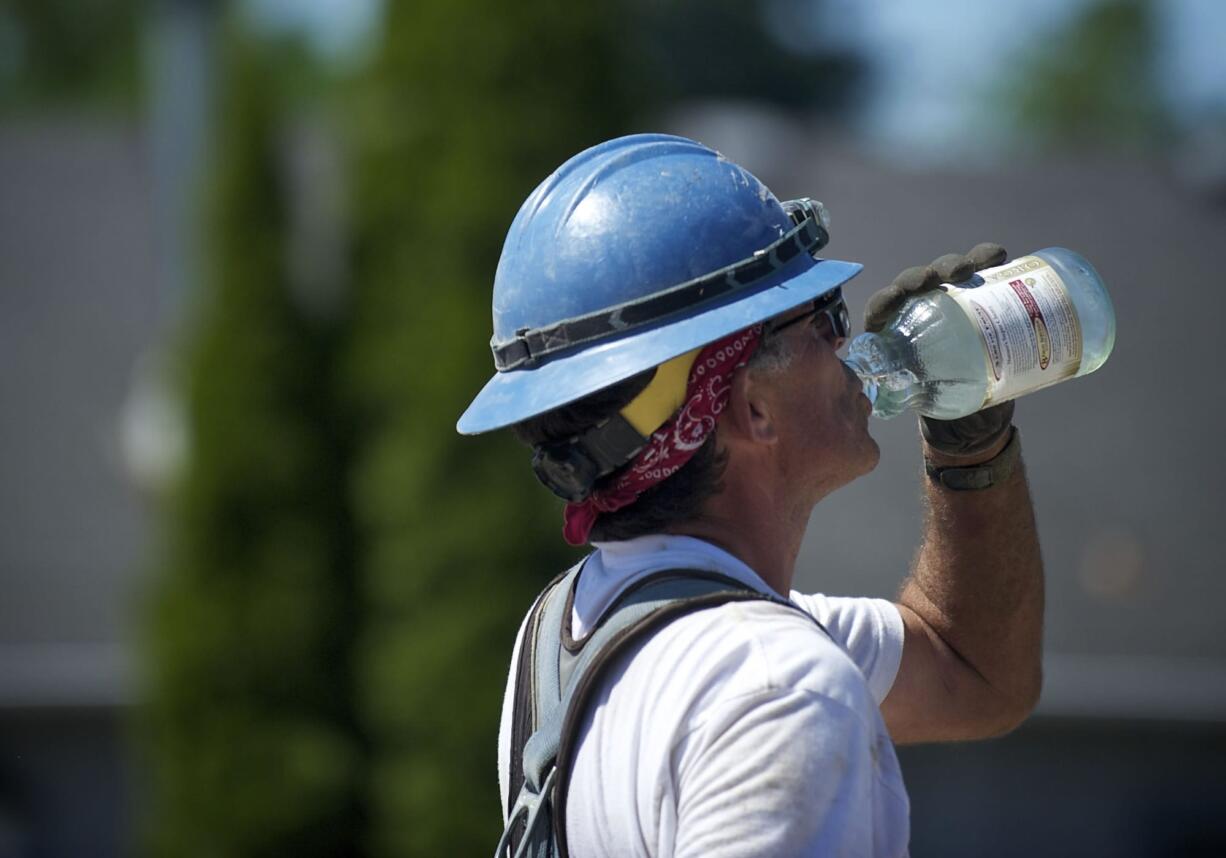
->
[[858, 434, 881, 475]]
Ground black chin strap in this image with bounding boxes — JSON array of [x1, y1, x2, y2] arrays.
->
[[531, 415, 647, 502]]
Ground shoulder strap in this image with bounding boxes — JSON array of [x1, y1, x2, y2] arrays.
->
[[500, 566, 828, 858], [503, 565, 827, 858], [552, 572, 810, 858], [507, 564, 577, 818], [500, 562, 583, 858]]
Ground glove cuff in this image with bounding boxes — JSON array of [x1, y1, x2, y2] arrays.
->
[[925, 427, 1021, 491], [919, 400, 1016, 458]]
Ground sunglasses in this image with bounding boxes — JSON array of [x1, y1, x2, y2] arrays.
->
[[767, 288, 850, 343]]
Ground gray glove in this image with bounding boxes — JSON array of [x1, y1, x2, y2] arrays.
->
[[864, 243, 1015, 459]]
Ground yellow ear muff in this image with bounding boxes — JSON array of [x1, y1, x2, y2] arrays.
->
[[619, 348, 702, 437]]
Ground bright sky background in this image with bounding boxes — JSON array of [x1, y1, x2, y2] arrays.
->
[[243, 0, 383, 62], [838, 0, 1226, 160], [245, 0, 1226, 162]]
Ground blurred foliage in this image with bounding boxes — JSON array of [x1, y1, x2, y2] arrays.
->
[[0, 0, 145, 113], [141, 26, 367, 858], [624, 0, 865, 113], [998, 0, 1169, 151], [339, 1, 630, 852], [140, 0, 865, 855]]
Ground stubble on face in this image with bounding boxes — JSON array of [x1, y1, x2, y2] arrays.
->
[[771, 334, 880, 501], [841, 359, 881, 475]]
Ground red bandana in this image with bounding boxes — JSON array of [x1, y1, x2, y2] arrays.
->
[[562, 325, 763, 546]]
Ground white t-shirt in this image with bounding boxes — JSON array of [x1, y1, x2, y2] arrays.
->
[[498, 534, 909, 857]]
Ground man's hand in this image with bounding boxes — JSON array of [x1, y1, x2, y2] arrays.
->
[[863, 243, 1007, 333], [865, 244, 1013, 462], [868, 244, 1044, 744]]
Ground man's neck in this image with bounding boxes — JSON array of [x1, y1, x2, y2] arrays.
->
[[668, 474, 808, 598]]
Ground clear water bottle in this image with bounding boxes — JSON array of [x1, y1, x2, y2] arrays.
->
[[844, 248, 1116, 419]]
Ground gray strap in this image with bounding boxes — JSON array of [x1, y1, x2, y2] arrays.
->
[[551, 573, 819, 858], [518, 561, 583, 791], [496, 767, 557, 858], [557, 573, 768, 692], [524, 578, 744, 788], [503, 567, 828, 858], [522, 570, 722, 790], [498, 565, 582, 858]]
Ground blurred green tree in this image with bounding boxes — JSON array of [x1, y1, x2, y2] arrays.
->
[[998, 0, 1169, 150], [0, 0, 145, 113], [625, 0, 866, 114], [142, 0, 867, 854], [343, 1, 868, 854], [141, 28, 367, 858], [340, 1, 632, 853]]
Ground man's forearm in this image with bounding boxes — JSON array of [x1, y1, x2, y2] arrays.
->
[[900, 428, 1045, 730]]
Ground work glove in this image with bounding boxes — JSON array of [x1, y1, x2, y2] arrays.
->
[[864, 243, 1015, 459]]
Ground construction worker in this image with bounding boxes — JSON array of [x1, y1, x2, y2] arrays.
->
[[460, 134, 1043, 857]]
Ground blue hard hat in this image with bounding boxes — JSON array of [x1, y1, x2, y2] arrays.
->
[[457, 133, 862, 435]]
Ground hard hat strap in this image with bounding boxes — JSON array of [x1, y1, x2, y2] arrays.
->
[[558, 325, 762, 545], [492, 199, 830, 372], [528, 347, 700, 503], [531, 415, 648, 503]]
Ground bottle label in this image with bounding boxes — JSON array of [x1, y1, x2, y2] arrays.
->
[[946, 256, 1083, 404]]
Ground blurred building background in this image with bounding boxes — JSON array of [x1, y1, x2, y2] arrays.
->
[[1, 0, 1224, 856]]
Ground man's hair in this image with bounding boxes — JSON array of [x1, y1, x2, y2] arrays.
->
[[511, 328, 795, 541]]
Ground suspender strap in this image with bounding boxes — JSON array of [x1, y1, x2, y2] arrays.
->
[[500, 565, 829, 858], [506, 566, 573, 819], [552, 578, 810, 858], [501, 563, 583, 858]]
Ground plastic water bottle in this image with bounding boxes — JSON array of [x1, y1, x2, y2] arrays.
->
[[844, 248, 1116, 419]]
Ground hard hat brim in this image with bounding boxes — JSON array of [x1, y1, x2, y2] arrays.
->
[[456, 257, 862, 435]]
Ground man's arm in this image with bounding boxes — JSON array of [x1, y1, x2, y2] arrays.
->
[[879, 428, 1044, 744]]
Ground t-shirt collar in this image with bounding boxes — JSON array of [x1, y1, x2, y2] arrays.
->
[[572, 534, 776, 640]]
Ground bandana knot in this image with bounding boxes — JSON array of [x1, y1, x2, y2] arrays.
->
[[562, 325, 763, 545]]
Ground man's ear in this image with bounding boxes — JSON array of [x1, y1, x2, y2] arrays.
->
[[726, 368, 779, 445]]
